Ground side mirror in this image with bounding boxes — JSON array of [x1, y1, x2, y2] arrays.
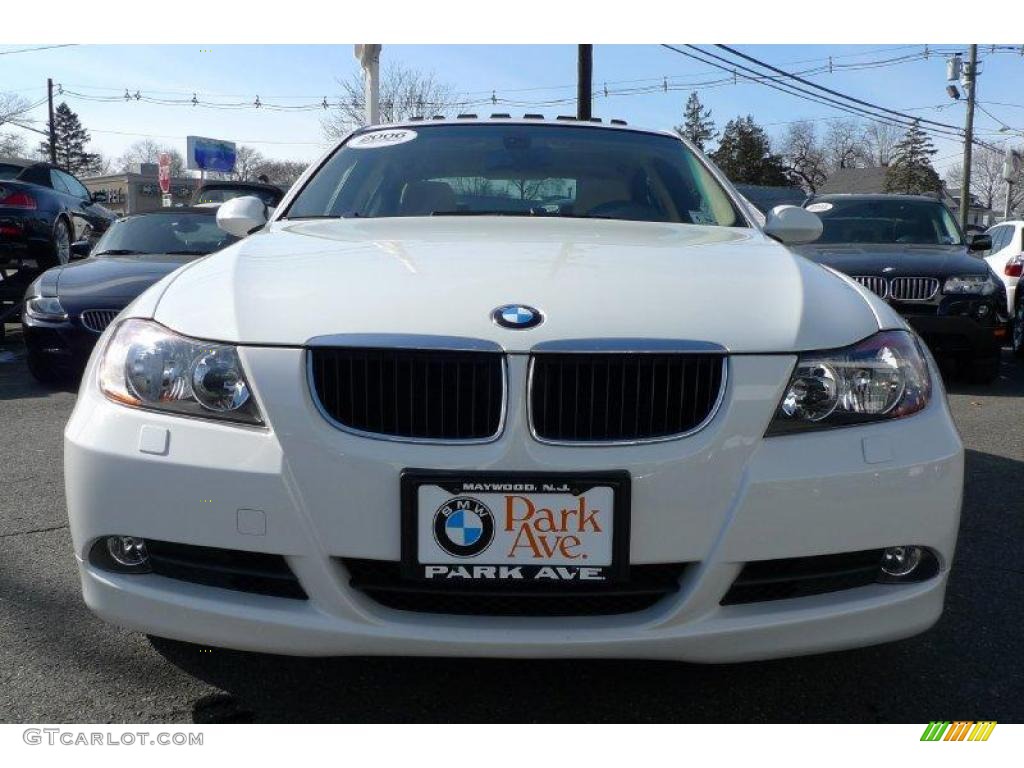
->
[[70, 240, 92, 258], [763, 205, 823, 245], [968, 233, 992, 252], [216, 195, 268, 238]]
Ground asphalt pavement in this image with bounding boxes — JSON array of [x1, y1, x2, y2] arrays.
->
[[0, 324, 1021, 723]]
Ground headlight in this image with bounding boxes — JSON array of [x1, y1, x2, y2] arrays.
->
[[98, 318, 263, 425], [766, 330, 931, 436], [943, 273, 998, 295], [24, 296, 67, 322]]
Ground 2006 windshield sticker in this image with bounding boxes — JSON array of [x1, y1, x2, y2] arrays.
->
[[349, 129, 418, 148]]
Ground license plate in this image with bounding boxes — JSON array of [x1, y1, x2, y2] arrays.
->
[[401, 471, 630, 583]]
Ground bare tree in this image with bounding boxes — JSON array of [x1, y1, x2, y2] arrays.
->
[[862, 121, 901, 167], [947, 143, 1024, 215], [0, 93, 36, 158], [117, 139, 186, 176], [0, 132, 26, 157], [779, 121, 828, 193], [254, 158, 308, 188], [0, 92, 32, 126], [322, 62, 463, 139], [823, 119, 868, 171]]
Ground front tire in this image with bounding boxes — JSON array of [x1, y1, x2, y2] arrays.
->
[[1012, 297, 1024, 359], [26, 349, 69, 387], [38, 217, 72, 270], [966, 356, 1000, 385]]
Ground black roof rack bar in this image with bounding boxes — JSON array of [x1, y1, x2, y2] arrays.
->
[[432, 115, 445, 120], [589, 117, 603, 123], [457, 113, 478, 119], [490, 113, 511, 118], [523, 113, 544, 119], [408, 115, 425, 121], [610, 119, 628, 126], [556, 115, 576, 121]]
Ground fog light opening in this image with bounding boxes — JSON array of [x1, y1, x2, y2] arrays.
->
[[106, 535, 149, 568], [880, 545, 923, 579]]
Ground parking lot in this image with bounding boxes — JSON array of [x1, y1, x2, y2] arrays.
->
[[0, 324, 1021, 724]]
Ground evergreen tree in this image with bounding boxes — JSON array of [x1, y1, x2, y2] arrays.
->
[[710, 115, 792, 186], [37, 102, 99, 176], [884, 120, 941, 195], [676, 92, 716, 150]]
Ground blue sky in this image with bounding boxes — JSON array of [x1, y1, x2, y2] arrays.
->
[[3, 43, 1022, 175]]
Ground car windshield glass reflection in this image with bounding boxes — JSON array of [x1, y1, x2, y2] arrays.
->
[[92, 213, 237, 257], [284, 124, 745, 227], [810, 198, 963, 247]]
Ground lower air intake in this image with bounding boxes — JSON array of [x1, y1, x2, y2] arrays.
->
[[343, 559, 689, 616]]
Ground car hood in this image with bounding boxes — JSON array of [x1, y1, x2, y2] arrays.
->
[[152, 217, 882, 353], [791, 243, 988, 278], [56, 254, 198, 307]]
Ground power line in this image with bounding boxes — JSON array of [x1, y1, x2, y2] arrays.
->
[[0, 44, 77, 56], [661, 44, 966, 142], [711, 44, 963, 133]]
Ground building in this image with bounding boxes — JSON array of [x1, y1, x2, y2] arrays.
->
[[817, 167, 994, 228], [81, 163, 198, 216]]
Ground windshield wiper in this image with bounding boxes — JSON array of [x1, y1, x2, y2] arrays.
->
[[93, 249, 145, 256], [164, 250, 211, 255], [432, 210, 537, 216]]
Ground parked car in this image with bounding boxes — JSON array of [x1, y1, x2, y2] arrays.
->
[[66, 119, 962, 663], [983, 220, 1023, 357], [0, 158, 117, 268], [191, 180, 284, 210], [798, 194, 1008, 383], [22, 207, 236, 384]]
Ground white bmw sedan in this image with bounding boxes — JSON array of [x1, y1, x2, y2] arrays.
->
[[65, 119, 963, 662]]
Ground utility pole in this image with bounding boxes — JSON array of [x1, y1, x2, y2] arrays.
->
[[46, 78, 56, 165], [958, 44, 977, 231], [577, 45, 593, 121], [354, 45, 381, 125]]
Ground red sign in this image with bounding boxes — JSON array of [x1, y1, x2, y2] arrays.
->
[[158, 153, 171, 194]]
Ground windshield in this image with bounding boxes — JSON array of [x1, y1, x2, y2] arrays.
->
[[808, 197, 963, 246], [0, 164, 25, 181], [92, 213, 237, 256], [284, 124, 744, 226], [194, 187, 280, 206]]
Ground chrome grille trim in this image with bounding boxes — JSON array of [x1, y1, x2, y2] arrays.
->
[[80, 309, 120, 333], [853, 276, 888, 298], [889, 276, 939, 301]]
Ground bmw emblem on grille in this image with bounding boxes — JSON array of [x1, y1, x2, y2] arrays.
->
[[492, 304, 543, 329]]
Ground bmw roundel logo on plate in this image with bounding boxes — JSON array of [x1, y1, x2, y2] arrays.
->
[[433, 497, 495, 558], [492, 304, 543, 329]]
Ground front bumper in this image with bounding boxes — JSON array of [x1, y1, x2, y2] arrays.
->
[[899, 297, 1006, 360], [65, 347, 964, 662], [22, 312, 100, 376]]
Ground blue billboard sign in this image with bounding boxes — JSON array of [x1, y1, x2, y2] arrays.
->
[[186, 135, 237, 173]]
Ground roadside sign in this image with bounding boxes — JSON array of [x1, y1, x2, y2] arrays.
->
[[186, 135, 236, 173], [158, 153, 171, 194]]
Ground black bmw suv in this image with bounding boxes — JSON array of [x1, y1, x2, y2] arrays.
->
[[796, 194, 1008, 383]]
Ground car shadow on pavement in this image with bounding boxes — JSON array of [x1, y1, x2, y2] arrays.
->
[[150, 444, 1024, 724]]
